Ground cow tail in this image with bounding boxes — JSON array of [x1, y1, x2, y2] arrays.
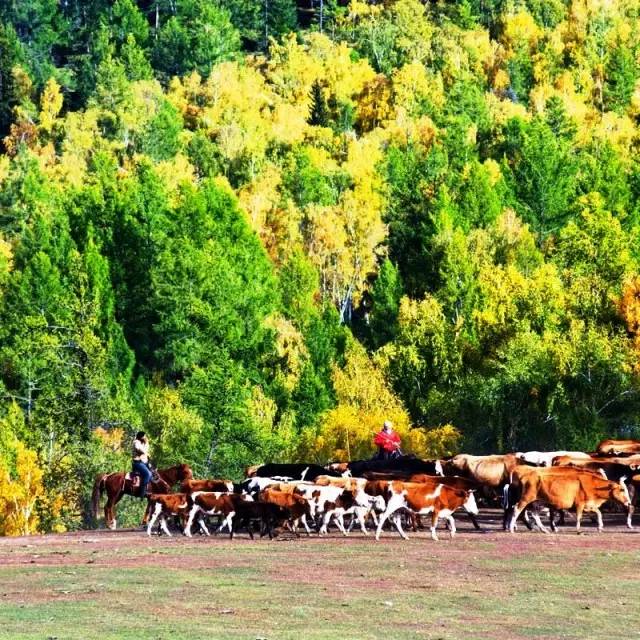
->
[[92, 473, 107, 521]]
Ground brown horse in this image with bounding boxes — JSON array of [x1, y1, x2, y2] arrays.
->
[[92, 463, 193, 529]]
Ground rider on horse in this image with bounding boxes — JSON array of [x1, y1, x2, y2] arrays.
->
[[132, 431, 152, 498], [373, 420, 402, 460]]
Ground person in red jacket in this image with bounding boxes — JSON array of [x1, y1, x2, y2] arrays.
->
[[373, 420, 402, 460]]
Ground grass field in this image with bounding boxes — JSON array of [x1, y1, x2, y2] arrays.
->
[[1, 512, 640, 640]]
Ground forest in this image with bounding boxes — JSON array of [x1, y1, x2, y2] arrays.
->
[[1, 0, 640, 534]]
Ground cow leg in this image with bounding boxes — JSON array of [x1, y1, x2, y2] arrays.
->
[[430, 511, 441, 541], [575, 505, 584, 533], [159, 515, 172, 537], [595, 508, 604, 532], [467, 511, 482, 531], [300, 514, 312, 536], [335, 513, 348, 536], [197, 516, 210, 536], [355, 508, 369, 535], [376, 497, 407, 541], [392, 513, 404, 535], [184, 505, 199, 537], [319, 511, 332, 535], [445, 514, 457, 539], [223, 512, 235, 535], [529, 511, 549, 534], [146, 503, 162, 536], [509, 502, 529, 533]]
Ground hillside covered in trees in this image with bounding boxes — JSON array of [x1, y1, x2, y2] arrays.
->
[[2, 0, 640, 533]]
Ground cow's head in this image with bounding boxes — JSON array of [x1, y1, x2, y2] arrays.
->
[[612, 478, 632, 507], [463, 490, 479, 515]]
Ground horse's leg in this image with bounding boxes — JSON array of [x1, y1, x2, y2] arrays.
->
[[141, 498, 152, 526]]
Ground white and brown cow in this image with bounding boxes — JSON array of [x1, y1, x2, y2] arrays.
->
[[375, 481, 478, 541]]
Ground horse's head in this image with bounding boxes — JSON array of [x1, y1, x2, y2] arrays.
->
[[177, 463, 193, 481]]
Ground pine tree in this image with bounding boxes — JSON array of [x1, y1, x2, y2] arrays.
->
[[308, 80, 329, 127]]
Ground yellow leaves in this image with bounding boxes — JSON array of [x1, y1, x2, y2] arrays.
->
[[503, 10, 543, 52], [483, 159, 502, 186], [264, 314, 309, 392], [238, 163, 283, 235], [0, 442, 45, 536], [39, 78, 63, 134], [617, 276, 640, 373], [417, 424, 462, 458], [592, 111, 636, 152], [197, 61, 271, 162], [93, 427, 124, 452], [356, 75, 394, 132], [271, 102, 307, 145], [143, 385, 204, 465], [297, 339, 428, 462], [392, 61, 444, 116], [154, 154, 196, 203]]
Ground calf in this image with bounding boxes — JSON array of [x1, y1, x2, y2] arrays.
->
[[231, 500, 287, 539], [375, 481, 478, 541], [259, 488, 312, 536], [184, 492, 241, 537], [147, 493, 206, 537]]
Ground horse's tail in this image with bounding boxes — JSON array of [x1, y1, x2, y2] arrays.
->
[[92, 473, 108, 522]]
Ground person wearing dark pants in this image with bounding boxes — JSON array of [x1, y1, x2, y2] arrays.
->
[[132, 431, 152, 498]]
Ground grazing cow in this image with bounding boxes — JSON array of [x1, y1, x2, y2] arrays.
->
[[259, 488, 312, 536], [342, 456, 443, 478], [375, 481, 478, 541], [246, 464, 341, 481], [507, 466, 631, 533], [184, 492, 243, 537], [596, 439, 640, 456], [516, 451, 591, 467], [180, 478, 233, 493], [147, 493, 207, 537]]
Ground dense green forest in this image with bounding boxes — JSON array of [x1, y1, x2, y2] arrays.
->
[[2, 0, 640, 533]]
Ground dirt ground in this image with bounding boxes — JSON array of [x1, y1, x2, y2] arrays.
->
[[1, 510, 640, 640]]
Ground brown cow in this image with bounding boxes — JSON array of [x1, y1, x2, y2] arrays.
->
[[596, 439, 640, 456], [508, 466, 631, 533], [375, 481, 478, 541], [180, 478, 234, 493], [259, 488, 312, 536], [408, 473, 483, 531]]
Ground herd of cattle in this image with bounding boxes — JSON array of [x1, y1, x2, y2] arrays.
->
[[145, 438, 640, 541]]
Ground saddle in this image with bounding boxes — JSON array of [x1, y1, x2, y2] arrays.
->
[[125, 472, 141, 488]]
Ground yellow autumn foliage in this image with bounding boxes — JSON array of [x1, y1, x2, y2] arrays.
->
[[0, 442, 46, 536], [297, 340, 441, 462]]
